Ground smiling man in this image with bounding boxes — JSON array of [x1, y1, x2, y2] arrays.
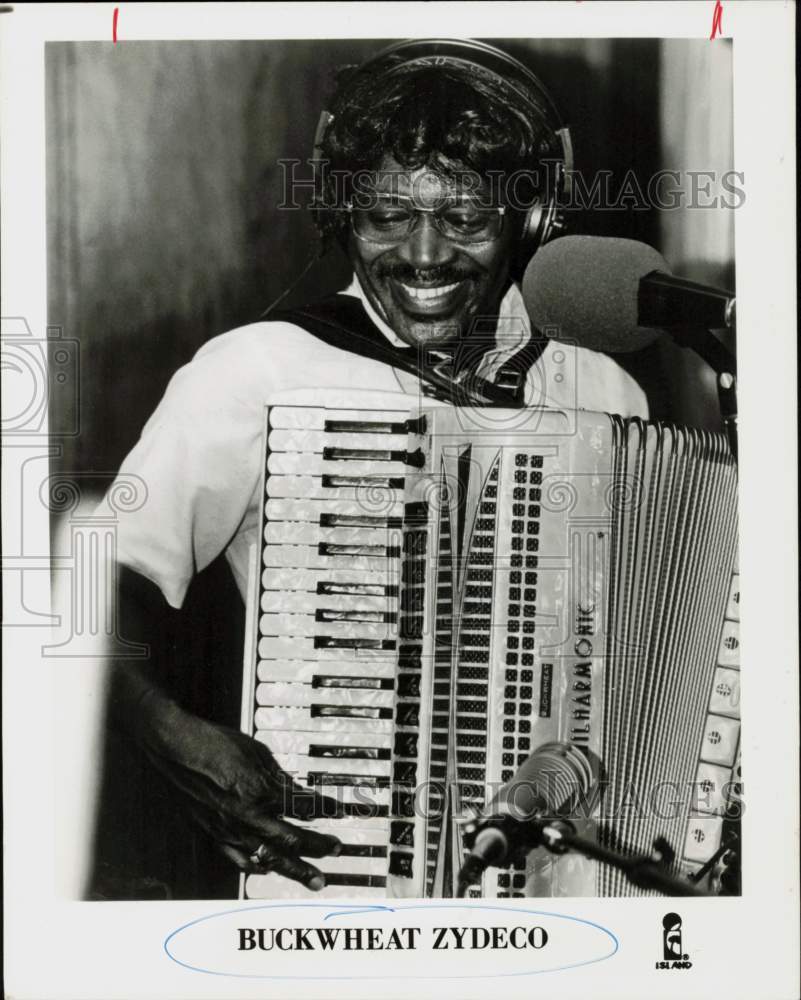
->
[[103, 39, 647, 900], [346, 159, 514, 348]]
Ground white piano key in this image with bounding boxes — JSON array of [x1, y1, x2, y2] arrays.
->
[[708, 667, 741, 717], [268, 453, 408, 477], [314, 854, 388, 876], [245, 873, 385, 899], [262, 545, 395, 571], [268, 429, 411, 452], [265, 522, 400, 547], [275, 753, 391, 779], [682, 815, 723, 864], [257, 660, 397, 682], [258, 614, 395, 640], [261, 567, 399, 592], [268, 406, 409, 431], [255, 682, 394, 709], [267, 477, 404, 502], [254, 729, 393, 756], [254, 707, 394, 734], [265, 498, 405, 522], [699, 714, 740, 766], [310, 821, 390, 846], [260, 591, 394, 614], [257, 636, 395, 660], [308, 784, 390, 807]]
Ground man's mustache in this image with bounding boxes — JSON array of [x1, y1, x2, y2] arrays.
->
[[376, 262, 477, 286]]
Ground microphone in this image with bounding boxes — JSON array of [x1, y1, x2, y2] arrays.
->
[[522, 235, 736, 354], [457, 741, 595, 895]]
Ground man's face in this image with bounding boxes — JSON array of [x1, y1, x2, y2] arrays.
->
[[348, 156, 517, 348]]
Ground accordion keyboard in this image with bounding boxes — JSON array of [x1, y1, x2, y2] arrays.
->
[[243, 405, 418, 899]]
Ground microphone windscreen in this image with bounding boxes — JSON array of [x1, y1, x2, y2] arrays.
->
[[522, 235, 670, 353], [489, 741, 593, 821]]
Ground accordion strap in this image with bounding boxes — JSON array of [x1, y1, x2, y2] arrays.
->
[[271, 294, 548, 407]]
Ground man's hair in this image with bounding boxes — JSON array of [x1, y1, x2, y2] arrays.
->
[[315, 56, 557, 241]]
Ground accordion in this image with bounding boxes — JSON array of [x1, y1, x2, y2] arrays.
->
[[240, 402, 740, 899]]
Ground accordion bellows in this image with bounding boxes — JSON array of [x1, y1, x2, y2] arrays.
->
[[241, 405, 740, 899]]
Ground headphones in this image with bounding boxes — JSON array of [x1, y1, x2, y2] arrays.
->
[[312, 38, 574, 257]]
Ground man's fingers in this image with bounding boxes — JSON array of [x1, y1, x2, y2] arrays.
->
[[268, 852, 327, 892], [282, 783, 345, 821], [278, 819, 343, 859], [220, 838, 329, 892]]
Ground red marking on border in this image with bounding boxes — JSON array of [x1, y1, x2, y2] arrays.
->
[[113, 7, 119, 44], [710, 0, 723, 39]]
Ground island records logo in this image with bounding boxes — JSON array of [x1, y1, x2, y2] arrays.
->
[[656, 912, 693, 970]]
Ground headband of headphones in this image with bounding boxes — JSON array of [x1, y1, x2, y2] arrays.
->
[[312, 38, 574, 253]]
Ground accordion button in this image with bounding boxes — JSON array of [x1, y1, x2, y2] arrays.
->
[[682, 816, 724, 864], [709, 667, 741, 718], [693, 762, 732, 814], [726, 574, 741, 622], [716, 621, 740, 667], [700, 714, 740, 766]]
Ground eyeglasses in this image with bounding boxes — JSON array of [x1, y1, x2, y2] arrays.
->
[[346, 195, 506, 246]]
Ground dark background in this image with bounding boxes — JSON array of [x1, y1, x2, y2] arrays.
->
[[45, 38, 736, 899]]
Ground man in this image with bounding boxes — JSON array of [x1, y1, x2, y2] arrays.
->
[[106, 39, 647, 897]]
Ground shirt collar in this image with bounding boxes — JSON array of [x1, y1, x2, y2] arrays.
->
[[342, 274, 532, 378]]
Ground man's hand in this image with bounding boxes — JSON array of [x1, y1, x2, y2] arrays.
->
[[108, 565, 342, 891], [133, 697, 343, 890]]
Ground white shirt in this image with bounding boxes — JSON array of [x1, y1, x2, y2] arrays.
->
[[109, 279, 647, 609]]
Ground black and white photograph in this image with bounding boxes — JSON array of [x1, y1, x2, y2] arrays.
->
[[2, 3, 798, 999]]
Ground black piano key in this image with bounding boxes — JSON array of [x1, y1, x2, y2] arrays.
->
[[323, 419, 408, 434], [312, 675, 394, 691], [316, 581, 398, 597], [335, 843, 388, 858], [314, 636, 396, 650], [310, 704, 393, 720], [320, 512, 403, 529], [308, 744, 391, 760], [307, 772, 390, 788], [315, 608, 397, 624], [322, 474, 405, 489], [323, 873, 388, 888], [318, 542, 400, 558], [322, 446, 424, 468]]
